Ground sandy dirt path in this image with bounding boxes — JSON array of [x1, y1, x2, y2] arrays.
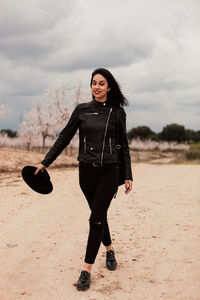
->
[[0, 163, 199, 300]]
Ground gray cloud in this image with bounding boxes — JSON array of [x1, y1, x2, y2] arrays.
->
[[41, 33, 154, 72], [0, 0, 76, 63]]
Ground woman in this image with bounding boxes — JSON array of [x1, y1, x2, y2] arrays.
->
[[34, 68, 133, 291]]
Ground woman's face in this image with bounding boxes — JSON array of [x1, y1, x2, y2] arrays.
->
[[91, 73, 111, 102]]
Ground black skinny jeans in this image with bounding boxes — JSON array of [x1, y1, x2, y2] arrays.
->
[[79, 162, 119, 264]]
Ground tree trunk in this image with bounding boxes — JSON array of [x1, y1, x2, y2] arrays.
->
[[42, 135, 46, 153]]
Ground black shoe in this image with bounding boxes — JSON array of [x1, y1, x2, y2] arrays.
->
[[106, 249, 117, 270], [76, 270, 91, 291]]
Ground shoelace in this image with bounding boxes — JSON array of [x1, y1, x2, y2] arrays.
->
[[107, 250, 115, 261]]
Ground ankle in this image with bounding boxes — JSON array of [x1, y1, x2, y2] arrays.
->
[[83, 263, 92, 273], [105, 244, 113, 251], [83, 269, 91, 274]]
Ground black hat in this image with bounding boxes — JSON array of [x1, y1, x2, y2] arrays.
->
[[21, 166, 53, 194]]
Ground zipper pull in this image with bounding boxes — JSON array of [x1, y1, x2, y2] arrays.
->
[[84, 112, 99, 115], [109, 137, 112, 154], [84, 136, 86, 154]]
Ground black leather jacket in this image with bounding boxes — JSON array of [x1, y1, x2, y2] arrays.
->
[[41, 99, 133, 180]]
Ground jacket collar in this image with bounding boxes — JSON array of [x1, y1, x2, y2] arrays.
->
[[91, 99, 109, 107]]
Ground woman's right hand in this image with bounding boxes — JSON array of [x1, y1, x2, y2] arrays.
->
[[34, 163, 46, 175]]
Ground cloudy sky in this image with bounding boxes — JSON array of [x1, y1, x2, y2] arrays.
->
[[0, 0, 199, 133]]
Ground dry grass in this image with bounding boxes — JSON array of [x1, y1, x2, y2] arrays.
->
[[0, 146, 198, 174], [0, 147, 78, 173]]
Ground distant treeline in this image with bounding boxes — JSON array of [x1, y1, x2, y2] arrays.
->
[[1, 123, 200, 143], [0, 129, 17, 138], [127, 123, 200, 143]]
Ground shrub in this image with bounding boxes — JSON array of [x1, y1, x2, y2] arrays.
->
[[129, 138, 189, 151], [185, 149, 200, 160], [160, 123, 187, 142], [127, 126, 156, 141]]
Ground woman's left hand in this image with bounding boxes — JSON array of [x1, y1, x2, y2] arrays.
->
[[124, 180, 133, 194]]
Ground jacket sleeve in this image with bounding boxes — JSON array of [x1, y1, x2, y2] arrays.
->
[[119, 107, 133, 181], [41, 104, 80, 167]]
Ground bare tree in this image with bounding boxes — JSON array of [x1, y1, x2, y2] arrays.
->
[[18, 82, 89, 153]]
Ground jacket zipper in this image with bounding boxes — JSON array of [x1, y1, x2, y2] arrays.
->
[[109, 137, 112, 154], [100, 108, 112, 165], [84, 136, 87, 154], [84, 112, 98, 115]]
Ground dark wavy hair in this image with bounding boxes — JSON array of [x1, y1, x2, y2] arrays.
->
[[90, 68, 128, 107]]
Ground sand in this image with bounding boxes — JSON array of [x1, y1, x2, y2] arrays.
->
[[0, 163, 200, 300]]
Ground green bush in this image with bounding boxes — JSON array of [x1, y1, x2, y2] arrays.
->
[[185, 149, 200, 160], [189, 142, 200, 150], [160, 123, 187, 142]]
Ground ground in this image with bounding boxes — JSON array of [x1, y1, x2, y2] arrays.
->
[[0, 150, 199, 299]]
